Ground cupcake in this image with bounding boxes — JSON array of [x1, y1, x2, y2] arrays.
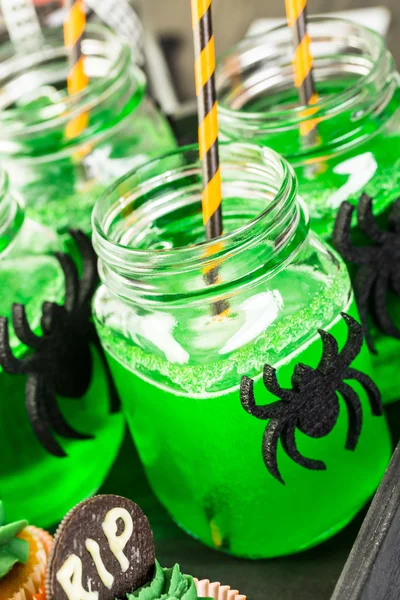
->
[[45, 494, 246, 600], [0, 502, 53, 600], [194, 579, 246, 600], [128, 560, 246, 600]]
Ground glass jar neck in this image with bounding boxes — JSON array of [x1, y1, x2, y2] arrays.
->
[[92, 142, 308, 308], [0, 24, 144, 159], [217, 17, 399, 162], [0, 170, 24, 257]]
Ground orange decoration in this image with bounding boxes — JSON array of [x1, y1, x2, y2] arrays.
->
[[0, 526, 53, 600]]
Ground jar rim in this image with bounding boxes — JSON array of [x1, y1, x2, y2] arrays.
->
[[0, 168, 10, 228], [0, 23, 144, 139], [92, 141, 300, 275], [0, 167, 24, 250], [217, 16, 388, 127], [0, 167, 7, 200]]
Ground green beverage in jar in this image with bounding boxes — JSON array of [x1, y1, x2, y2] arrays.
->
[[0, 24, 176, 239], [92, 143, 391, 558], [217, 17, 400, 403], [0, 170, 124, 527]]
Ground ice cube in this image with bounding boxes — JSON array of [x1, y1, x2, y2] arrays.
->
[[219, 291, 283, 354]]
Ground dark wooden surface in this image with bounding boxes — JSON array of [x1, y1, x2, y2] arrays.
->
[[332, 443, 400, 599]]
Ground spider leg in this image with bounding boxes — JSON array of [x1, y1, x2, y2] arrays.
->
[[0, 317, 27, 374], [11, 304, 43, 350], [333, 201, 373, 265], [316, 328, 339, 373], [263, 365, 287, 399], [281, 419, 326, 472], [25, 374, 67, 458], [390, 268, 400, 297], [343, 367, 382, 416], [69, 229, 99, 307], [40, 301, 64, 337], [337, 382, 362, 451], [43, 384, 94, 441], [240, 375, 284, 420], [338, 313, 364, 367], [373, 270, 400, 340], [89, 327, 121, 413], [357, 193, 386, 244], [389, 198, 400, 235], [55, 251, 79, 313], [353, 265, 377, 353], [262, 419, 287, 484]]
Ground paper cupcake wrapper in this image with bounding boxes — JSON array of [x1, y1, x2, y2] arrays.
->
[[195, 578, 246, 600], [10, 526, 53, 600]]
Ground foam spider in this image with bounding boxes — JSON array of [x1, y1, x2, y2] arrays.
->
[[0, 230, 120, 458], [333, 193, 400, 352], [240, 313, 382, 484]]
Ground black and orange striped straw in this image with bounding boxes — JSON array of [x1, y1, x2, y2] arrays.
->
[[64, 0, 89, 140], [191, 0, 223, 242], [191, 0, 228, 317], [285, 0, 318, 137]]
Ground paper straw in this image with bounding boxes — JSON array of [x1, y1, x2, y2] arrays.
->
[[191, 0, 223, 242], [64, 0, 89, 139], [1, 0, 44, 52], [285, 0, 319, 137], [191, 0, 229, 318]]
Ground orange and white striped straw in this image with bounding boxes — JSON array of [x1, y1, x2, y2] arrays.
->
[[191, 0, 223, 241], [64, 0, 89, 139], [285, 0, 318, 137]]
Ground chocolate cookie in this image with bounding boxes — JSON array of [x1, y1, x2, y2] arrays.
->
[[46, 495, 155, 600]]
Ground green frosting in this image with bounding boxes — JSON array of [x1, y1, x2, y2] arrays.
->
[[0, 502, 29, 579], [127, 561, 210, 600]]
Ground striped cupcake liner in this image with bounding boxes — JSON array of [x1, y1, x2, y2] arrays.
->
[[195, 578, 246, 600], [11, 527, 52, 600]]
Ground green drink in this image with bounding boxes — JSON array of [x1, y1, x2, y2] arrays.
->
[[0, 171, 124, 527], [92, 143, 391, 558], [217, 18, 400, 403], [0, 24, 176, 239]]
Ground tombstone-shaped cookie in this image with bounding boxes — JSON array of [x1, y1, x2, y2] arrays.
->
[[46, 495, 155, 600]]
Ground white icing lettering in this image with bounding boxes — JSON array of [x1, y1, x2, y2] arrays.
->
[[85, 539, 114, 589], [102, 507, 133, 572], [56, 554, 98, 600]]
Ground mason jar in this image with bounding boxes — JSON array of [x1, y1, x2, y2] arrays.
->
[[217, 18, 400, 404], [0, 169, 124, 527], [0, 24, 176, 239], [217, 17, 400, 241], [92, 143, 391, 559]]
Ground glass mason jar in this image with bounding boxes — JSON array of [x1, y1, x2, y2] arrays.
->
[[217, 17, 400, 241], [217, 18, 400, 404], [92, 143, 391, 559], [0, 24, 176, 239], [0, 170, 125, 528]]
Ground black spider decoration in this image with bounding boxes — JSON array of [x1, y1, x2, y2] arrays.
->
[[333, 193, 400, 352], [0, 230, 120, 458], [240, 313, 382, 484]]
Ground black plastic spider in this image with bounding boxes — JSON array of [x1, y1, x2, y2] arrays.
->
[[240, 313, 382, 484], [0, 230, 120, 458], [333, 193, 400, 352]]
